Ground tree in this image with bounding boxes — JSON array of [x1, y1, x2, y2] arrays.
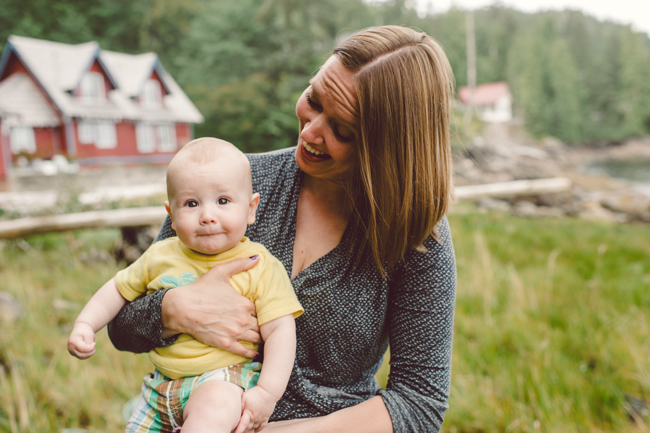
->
[[509, 15, 582, 143]]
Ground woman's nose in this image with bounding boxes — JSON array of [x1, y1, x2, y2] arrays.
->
[[300, 116, 325, 146]]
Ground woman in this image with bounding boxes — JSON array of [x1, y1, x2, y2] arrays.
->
[[109, 25, 456, 433]]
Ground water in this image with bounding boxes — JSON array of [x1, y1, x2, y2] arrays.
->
[[584, 158, 650, 195]]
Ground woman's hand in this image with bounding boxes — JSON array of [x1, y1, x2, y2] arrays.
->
[[161, 255, 262, 358]]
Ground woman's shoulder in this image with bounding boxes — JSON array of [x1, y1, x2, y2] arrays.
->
[[246, 147, 296, 172], [390, 216, 456, 288], [246, 147, 298, 193]]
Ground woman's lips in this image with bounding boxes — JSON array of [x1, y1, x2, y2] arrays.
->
[[300, 140, 331, 162]]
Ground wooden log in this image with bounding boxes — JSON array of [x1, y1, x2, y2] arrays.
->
[[0, 207, 167, 239], [0, 177, 572, 239], [455, 177, 571, 200]]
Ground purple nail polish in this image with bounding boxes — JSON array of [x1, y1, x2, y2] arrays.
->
[[250, 255, 259, 260]]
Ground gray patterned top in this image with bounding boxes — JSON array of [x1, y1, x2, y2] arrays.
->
[[108, 147, 457, 433]]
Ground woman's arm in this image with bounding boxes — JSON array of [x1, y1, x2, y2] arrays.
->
[[377, 218, 457, 432], [107, 288, 173, 352], [262, 396, 393, 433], [108, 216, 262, 356]]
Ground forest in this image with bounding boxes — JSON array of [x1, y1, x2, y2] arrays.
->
[[1, 0, 650, 150]]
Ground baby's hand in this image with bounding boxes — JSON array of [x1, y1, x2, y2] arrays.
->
[[67, 323, 97, 359], [234, 386, 278, 433]]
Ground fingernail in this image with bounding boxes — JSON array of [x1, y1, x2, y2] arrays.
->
[[249, 255, 259, 260]]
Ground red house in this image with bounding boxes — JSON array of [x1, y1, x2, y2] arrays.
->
[[458, 81, 513, 123], [0, 35, 203, 181]]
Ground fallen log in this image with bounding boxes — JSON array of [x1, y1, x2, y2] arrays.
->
[[0, 207, 167, 239], [455, 177, 571, 200], [0, 177, 572, 239]]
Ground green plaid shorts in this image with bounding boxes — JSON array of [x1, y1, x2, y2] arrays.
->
[[124, 362, 261, 433]]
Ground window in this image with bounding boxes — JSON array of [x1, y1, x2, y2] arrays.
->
[[157, 123, 176, 151], [141, 79, 162, 109], [78, 121, 94, 144], [79, 72, 105, 104], [96, 121, 117, 148], [10, 127, 36, 154], [136, 123, 155, 153], [77, 120, 116, 148]]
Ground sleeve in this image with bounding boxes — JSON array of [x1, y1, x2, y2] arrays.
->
[[114, 247, 151, 301], [107, 216, 179, 353], [376, 217, 457, 433], [252, 254, 304, 326]]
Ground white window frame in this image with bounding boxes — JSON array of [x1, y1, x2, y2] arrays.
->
[[141, 79, 162, 109], [157, 123, 176, 152], [95, 120, 117, 149], [78, 120, 117, 148], [10, 126, 36, 154], [78, 120, 95, 144], [79, 72, 105, 104], [136, 123, 155, 153]]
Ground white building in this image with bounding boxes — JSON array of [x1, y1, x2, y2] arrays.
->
[[458, 81, 513, 123]]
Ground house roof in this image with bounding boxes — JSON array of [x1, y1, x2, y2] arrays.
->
[[458, 81, 510, 106], [0, 35, 203, 125], [0, 73, 60, 127]]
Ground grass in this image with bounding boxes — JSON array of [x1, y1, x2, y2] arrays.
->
[[443, 213, 650, 433], [1, 213, 649, 432], [0, 229, 152, 432]]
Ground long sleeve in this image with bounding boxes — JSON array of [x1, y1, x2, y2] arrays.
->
[[377, 217, 457, 432], [107, 216, 178, 353]]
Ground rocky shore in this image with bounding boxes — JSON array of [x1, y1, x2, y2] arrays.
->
[[452, 124, 650, 223]]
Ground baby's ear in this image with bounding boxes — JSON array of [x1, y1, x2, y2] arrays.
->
[[164, 201, 175, 230], [247, 193, 260, 225]]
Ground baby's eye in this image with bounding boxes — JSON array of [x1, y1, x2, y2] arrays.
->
[[218, 198, 229, 205], [186, 200, 198, 208]]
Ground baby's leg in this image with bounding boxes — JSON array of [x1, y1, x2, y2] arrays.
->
[[182, 380, 243, 433]]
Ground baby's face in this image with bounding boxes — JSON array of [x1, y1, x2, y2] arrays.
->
[[165, 158, 258, 255]]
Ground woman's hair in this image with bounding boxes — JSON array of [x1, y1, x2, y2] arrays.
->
[[333, 25, 455, 276]]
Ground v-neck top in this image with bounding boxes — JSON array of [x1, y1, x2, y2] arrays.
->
[[108, 147, 457, 433]]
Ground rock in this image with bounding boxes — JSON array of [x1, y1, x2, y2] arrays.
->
[[0, 292, 23, 324], [511, 200, 564, 218], [512, 200, 538, 217], [601, 192, 650, 221], [476, 198, 511, 213], [578, 201, 627, 223]]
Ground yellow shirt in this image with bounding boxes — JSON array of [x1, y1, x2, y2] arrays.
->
[[115, 237, 303, 379]]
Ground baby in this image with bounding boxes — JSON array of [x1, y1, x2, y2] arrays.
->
[[68, 137, 303, 433]]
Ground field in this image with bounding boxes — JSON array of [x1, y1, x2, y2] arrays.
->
[[1, 213, 649, 432]]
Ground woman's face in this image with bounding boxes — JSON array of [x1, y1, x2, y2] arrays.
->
[[295, 56, 359, 183]]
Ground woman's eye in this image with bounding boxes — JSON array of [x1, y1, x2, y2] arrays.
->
[[218, 198, 229, 205], [306, 92, 322, 111], [333, 125, 354, 143], [187, 200, 198, 208]]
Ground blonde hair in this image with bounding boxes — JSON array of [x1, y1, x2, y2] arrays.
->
[[333, 26, 455, 275], [166, 137, 252, 199]]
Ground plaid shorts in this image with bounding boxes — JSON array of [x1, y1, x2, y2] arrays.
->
[[125, 362, 261, 433]]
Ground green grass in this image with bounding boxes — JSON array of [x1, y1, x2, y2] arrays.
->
[[1, 214, 649, 432], [442, 214, 650, 433], [0, 230, 152, 432]]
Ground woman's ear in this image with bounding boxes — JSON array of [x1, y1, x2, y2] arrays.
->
[[247, 193, 261, 225]]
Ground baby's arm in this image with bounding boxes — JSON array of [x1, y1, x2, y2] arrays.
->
[[235, 314, 296, 433], [68, 277, 128, 359]]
